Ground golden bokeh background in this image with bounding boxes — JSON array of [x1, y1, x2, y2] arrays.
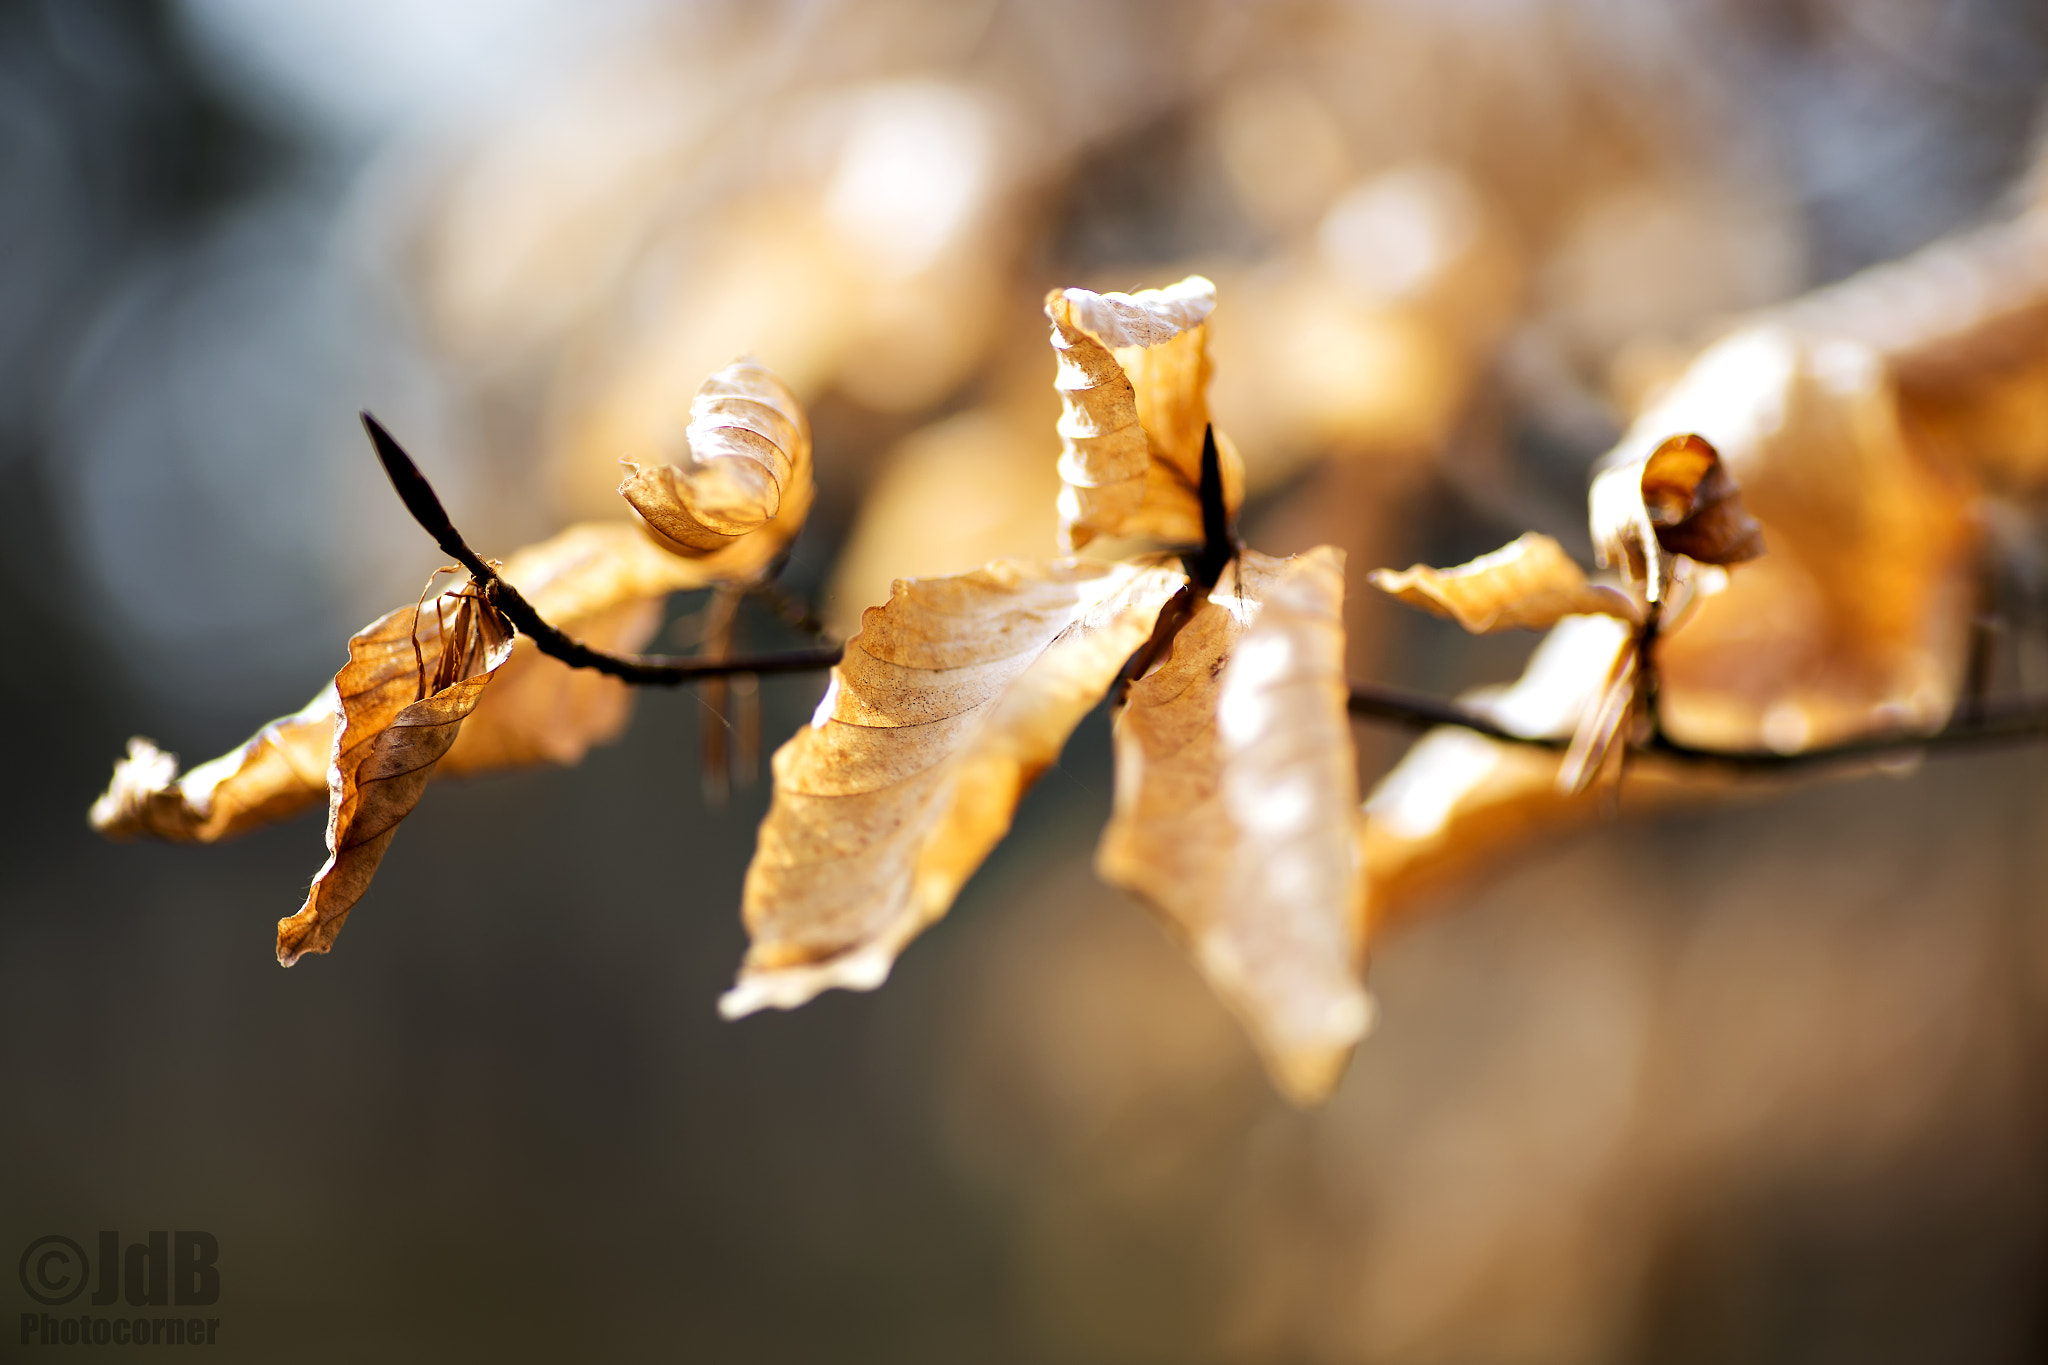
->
[[6, 1, 2048, 1359]]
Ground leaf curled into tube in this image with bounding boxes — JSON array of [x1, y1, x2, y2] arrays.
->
[[1370, 532, 1639, 635], [1097, 547, 1371, 1104], [617, 357, 814, 558], [723, 557, 1187, 1018], [275, 583, 515, 966], [1046, 277, 1244, 551]]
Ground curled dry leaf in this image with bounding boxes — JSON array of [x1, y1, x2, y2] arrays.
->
[[1370, 532, 1638, 635], [1046, 277, 1245, 551], [1614, 327, 1975, 750], [724, 557, 1187, 1018], [277, 585, 516, 966], [617, 357, 814, 562], [1590, 432, 1763, 600], [1096, 548, 1371, 1105], [89, 519, 730, 846]]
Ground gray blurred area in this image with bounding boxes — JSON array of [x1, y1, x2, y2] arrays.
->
[[6, 0, 2048, 1360]]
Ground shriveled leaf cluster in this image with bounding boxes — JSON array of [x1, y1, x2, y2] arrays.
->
[[90, 175, 2048, 1109], [726, 277, 1370, 1103], [94, 360, 814, 963], [1359, 196, 2046, 928]]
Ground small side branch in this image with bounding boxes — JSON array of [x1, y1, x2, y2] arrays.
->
[[1346, 680, 2048, 771], [367, 412, 2048, 766], [364, 413, 841, 686]]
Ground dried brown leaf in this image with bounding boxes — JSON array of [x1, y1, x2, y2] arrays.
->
[[1097, 548, 1371, 1104], [616, 357, 814, 562], [1370, 532, 1637, 635], [90, 519, 726, 844], [825, 405, 1064, 640], [1362, 615, 1691, 929], [1640, 433, 1765, 567], [443, 521, 731, 771], [90, 694, 337, 844], [276, 587, 516, 966], [724, 557, 1187, 1017], [1613, 327, 1975, 750], [1047, 277, 1245, 551], [1591, 431, 1763, 600]]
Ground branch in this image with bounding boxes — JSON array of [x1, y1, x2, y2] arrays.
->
[[366, 411, 2048, 767], [363, 413, 841, 686], [1346, 680, 2048, 771]]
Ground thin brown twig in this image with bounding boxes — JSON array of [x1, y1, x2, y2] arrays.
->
[[366, 412, 2048, 772], [1346, 682, 2048, 771], [364, 412, 841, 685]]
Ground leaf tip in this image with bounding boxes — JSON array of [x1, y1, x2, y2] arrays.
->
[[718, 948, 896, 1019], [89, 737, 178, 839], [1267, 990, 1378, 1107]]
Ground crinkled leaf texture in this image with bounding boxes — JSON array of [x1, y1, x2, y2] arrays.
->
[[1098, 548, 1371, 1105], [724, 557, 1187, 1018], [1371, 532, 1638, 635], [1046, 276, 1245, 551], [277, 587, 516, 966], [90, 520, 729, 847], [617, 357, 814, 563]]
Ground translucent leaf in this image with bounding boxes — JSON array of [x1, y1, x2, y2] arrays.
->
[[90, 696, 337, 845], [1097, 548, 1371, 1104], [1361, 615, 1673, 929], [1607, 327, 1975, 750], [724, 557, 1187, 1017], [276, 587, 516, 965], [1371, 532, 1638, 635], [1046, 277, 1244, 550]]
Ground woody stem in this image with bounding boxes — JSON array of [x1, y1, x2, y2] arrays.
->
[[363, 412, 841, 686], [367, 412, 2048, 766]]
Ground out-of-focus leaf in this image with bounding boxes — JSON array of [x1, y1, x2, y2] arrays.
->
[[276, 587, 516, 966], [1613, 327, 1975, 751], [723, 557, 1187, 1017], [825, 405, 1064, 640], [90, 694, 337, 844], [1097, 548, 1370, 1104], [1370, 532, 1637, 635], [1780, 210, 2048, 499], [1591, 432, 1763, 600], [1361, 615, 1690, 928], [1208, 164, 1522, 481], [617, 357, 814, 563], [1046, 277, 1245, 550]]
